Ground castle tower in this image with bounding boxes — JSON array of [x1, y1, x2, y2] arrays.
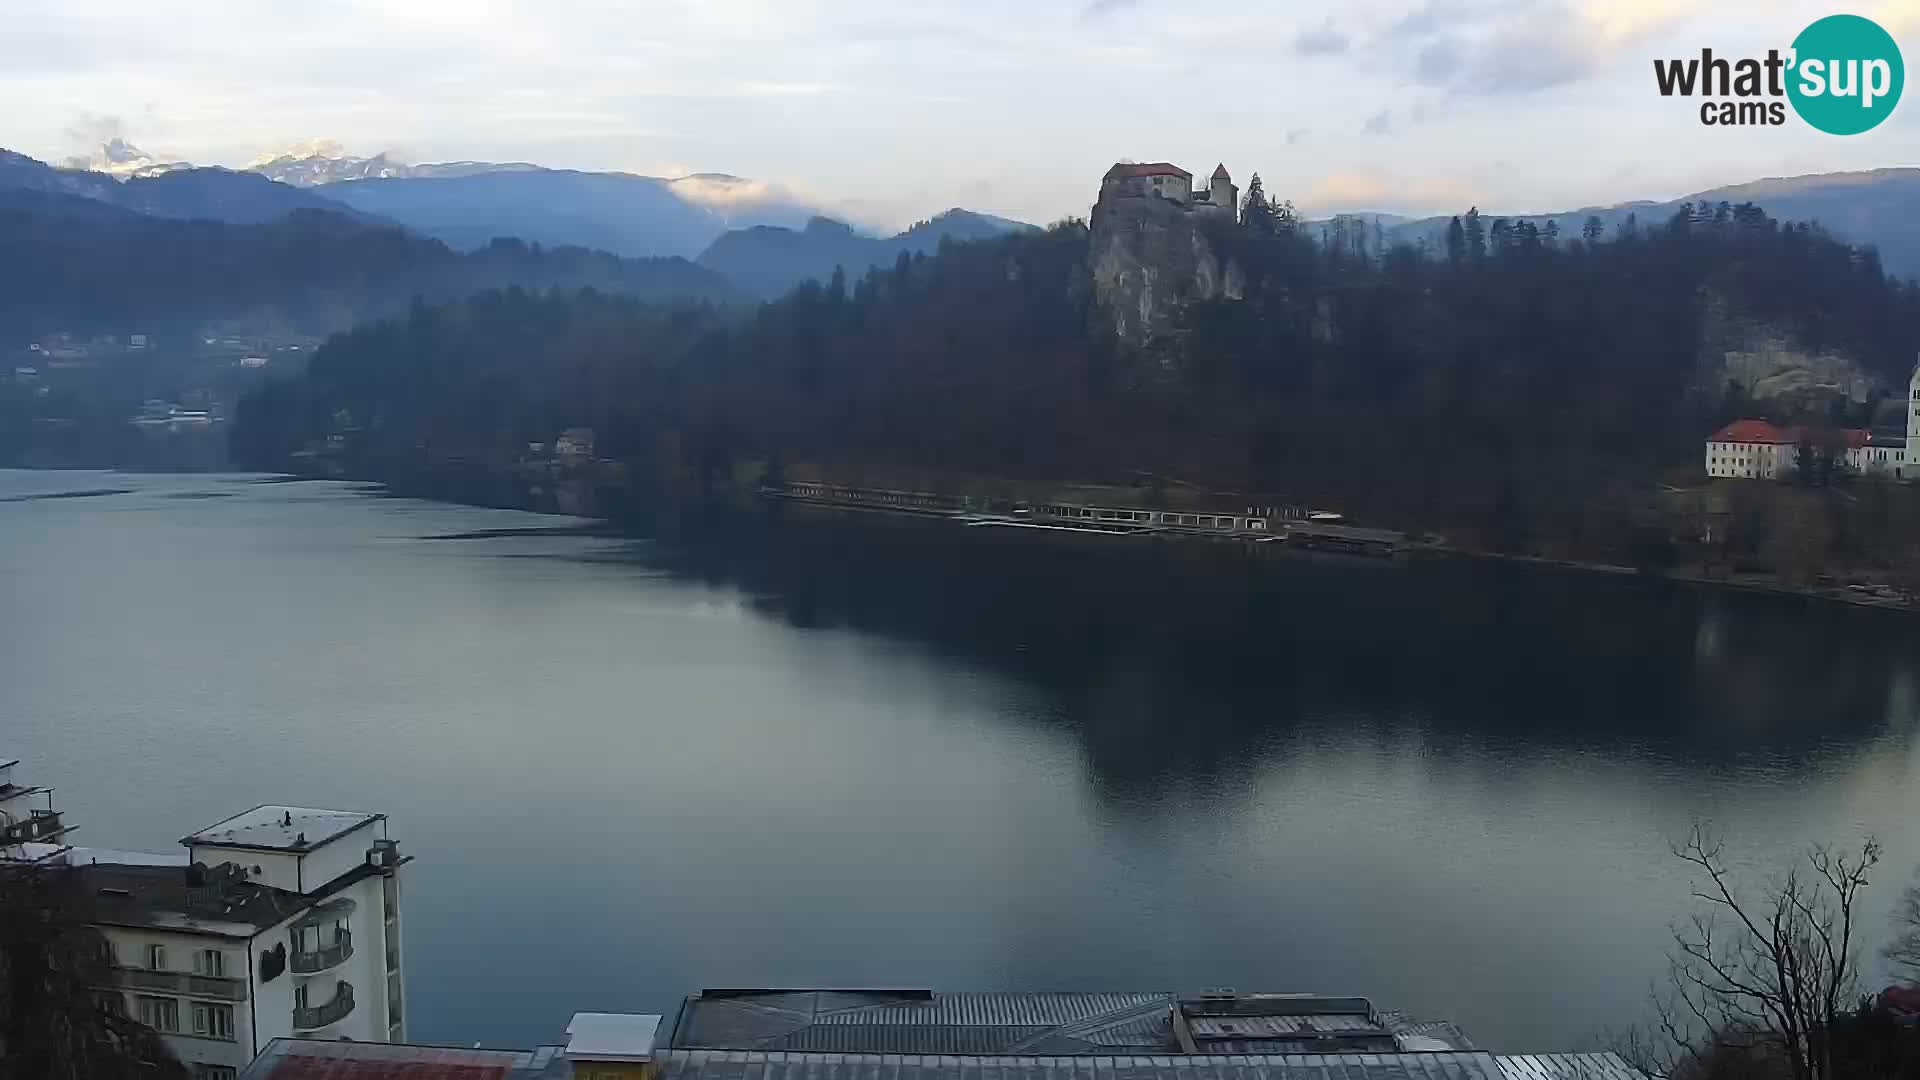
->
[[1210, 164, 1237, 223], [1907, 354, 1920, 479]]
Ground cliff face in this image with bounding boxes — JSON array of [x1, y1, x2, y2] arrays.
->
[[1697, 295, 1886, 410], [1088, 194, 1241, 346]]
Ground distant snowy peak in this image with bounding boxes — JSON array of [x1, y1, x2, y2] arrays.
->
[[244, 143, 546, 187], [62, 138, 191, 180], [248, 149, 414, 186]]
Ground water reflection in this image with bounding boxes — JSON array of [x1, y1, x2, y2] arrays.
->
[[7, 476, 1920, 1057], [625, 508, 1920, 787]]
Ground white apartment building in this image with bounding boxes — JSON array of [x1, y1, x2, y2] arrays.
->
[[2, 763, 410, 1080]]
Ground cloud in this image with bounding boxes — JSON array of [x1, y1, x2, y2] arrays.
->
[[1413, 39, 1462, 84], [1383, 0, 1698, 96], [1292, 19, 1350, 55], [1080, 0, 1139, 20], [1873, 0, 1920, 35], [1296, 169, 1483, 215], [1362, 109, 1393, 134], [63, 110, 127, 149]]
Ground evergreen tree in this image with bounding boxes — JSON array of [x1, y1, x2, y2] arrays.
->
[[1581, 215, 1605, 244], [1445, 216, 1466, 265], [1463, 207, 1486, 260], [1241, 173, 1274, 233]]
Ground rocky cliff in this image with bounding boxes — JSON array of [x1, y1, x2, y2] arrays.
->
[[1697, 295, 1888, 412], [1088, 194, 1242, 346]]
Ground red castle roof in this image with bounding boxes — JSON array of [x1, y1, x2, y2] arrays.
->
[[1211, 163, 1231, 179], [1709, 419, 1872, 447], [1105, 162, 1191, 180]]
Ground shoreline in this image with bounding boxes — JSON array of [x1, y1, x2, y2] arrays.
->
[[1417, 544, 1920, 617], [15, 463, 1919, 619]]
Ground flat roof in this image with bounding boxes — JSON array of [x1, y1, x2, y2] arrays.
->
[[670, 991, 1463, 1056], [74, 862, 315, 938], [185, 805, 383, 852], [245, 1045, 1640, 1080], [242, 1038, 563, 1080], [662, 1050, 1508, 1080], [566, 1012, 662, 1061]]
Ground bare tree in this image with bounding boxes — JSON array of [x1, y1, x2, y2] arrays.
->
[[1653, 825, 1881, 1080], [0, 865, 187, 1080], [1883, 871, 1920, 984]]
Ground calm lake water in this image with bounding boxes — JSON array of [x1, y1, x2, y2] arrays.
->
[[6, 469, 1920, 1053]]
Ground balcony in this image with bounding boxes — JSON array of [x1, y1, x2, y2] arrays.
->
[[293, 981, 354, 1031], [290, 928, 352, 974], [106, 967, 247, 1002], [1, 809, 70, 845]]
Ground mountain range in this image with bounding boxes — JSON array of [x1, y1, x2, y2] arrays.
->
[[0, 149, 373, 225], [16, 143, 1040, 295], [19, 140, 1920, 299]]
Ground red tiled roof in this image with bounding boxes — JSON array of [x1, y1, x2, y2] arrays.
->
[[1105, 162, 1191, 180], [1709, 419, 1791, 444], [1211, 163, 1230, 179], [1710, 420, 1873, 447], [267, 1054, 511, 1080]]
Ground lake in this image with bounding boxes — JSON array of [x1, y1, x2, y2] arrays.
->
[[5, 469, 1920, 1053]]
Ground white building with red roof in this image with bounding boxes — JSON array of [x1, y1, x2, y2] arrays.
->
[[1706, 359, 1920, 481], [1099, 161, 1238, 222]]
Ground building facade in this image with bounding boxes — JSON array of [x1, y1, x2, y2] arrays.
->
[[1705, 358, 1920, 481], [2, 766, 410, 1080], [1098, 161, 1238, 223]]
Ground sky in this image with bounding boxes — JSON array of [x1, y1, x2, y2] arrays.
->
[[6, 0, 1920, 230]]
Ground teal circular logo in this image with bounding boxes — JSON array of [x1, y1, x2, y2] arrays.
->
[[1788, 14, 1904, 135]]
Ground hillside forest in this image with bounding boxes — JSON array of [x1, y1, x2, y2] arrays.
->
[[229, 194, 1920, 575]]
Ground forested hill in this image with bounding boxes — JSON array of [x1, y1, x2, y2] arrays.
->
[[0, 193, 743, 340], [234, 203, 1920, 548], [696, 210, 1035, 298]]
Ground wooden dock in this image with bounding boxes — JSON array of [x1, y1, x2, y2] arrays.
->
[[763, 484, 1406, 558]]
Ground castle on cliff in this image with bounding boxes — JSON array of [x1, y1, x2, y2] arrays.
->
[[1099, 161, 1238, 222]]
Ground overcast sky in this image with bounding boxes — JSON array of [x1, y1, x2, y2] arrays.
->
[[6, 0, 1919, 229]]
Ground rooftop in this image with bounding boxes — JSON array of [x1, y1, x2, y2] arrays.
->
[[1105, 162, 1191, 180], [76, 861, 316, 938], [565, 1013, 662, 1062], [185, 805, 383, 852], [242, 1044, 1643, 1080], [669, 990, 1462, 1056], [243, 1039, 563, 1080], [1708, 419, 1882, 448]]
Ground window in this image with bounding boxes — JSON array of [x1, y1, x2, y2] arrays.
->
[[136, 995, 179, 1032], [145, 944, 167, 971], [96, 991, 127, 1017], [194, 948, 224, 978], [193, 1066, 238, 1080], [191, 1002, 235, 1041], [294, 983, 309, 1011]]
